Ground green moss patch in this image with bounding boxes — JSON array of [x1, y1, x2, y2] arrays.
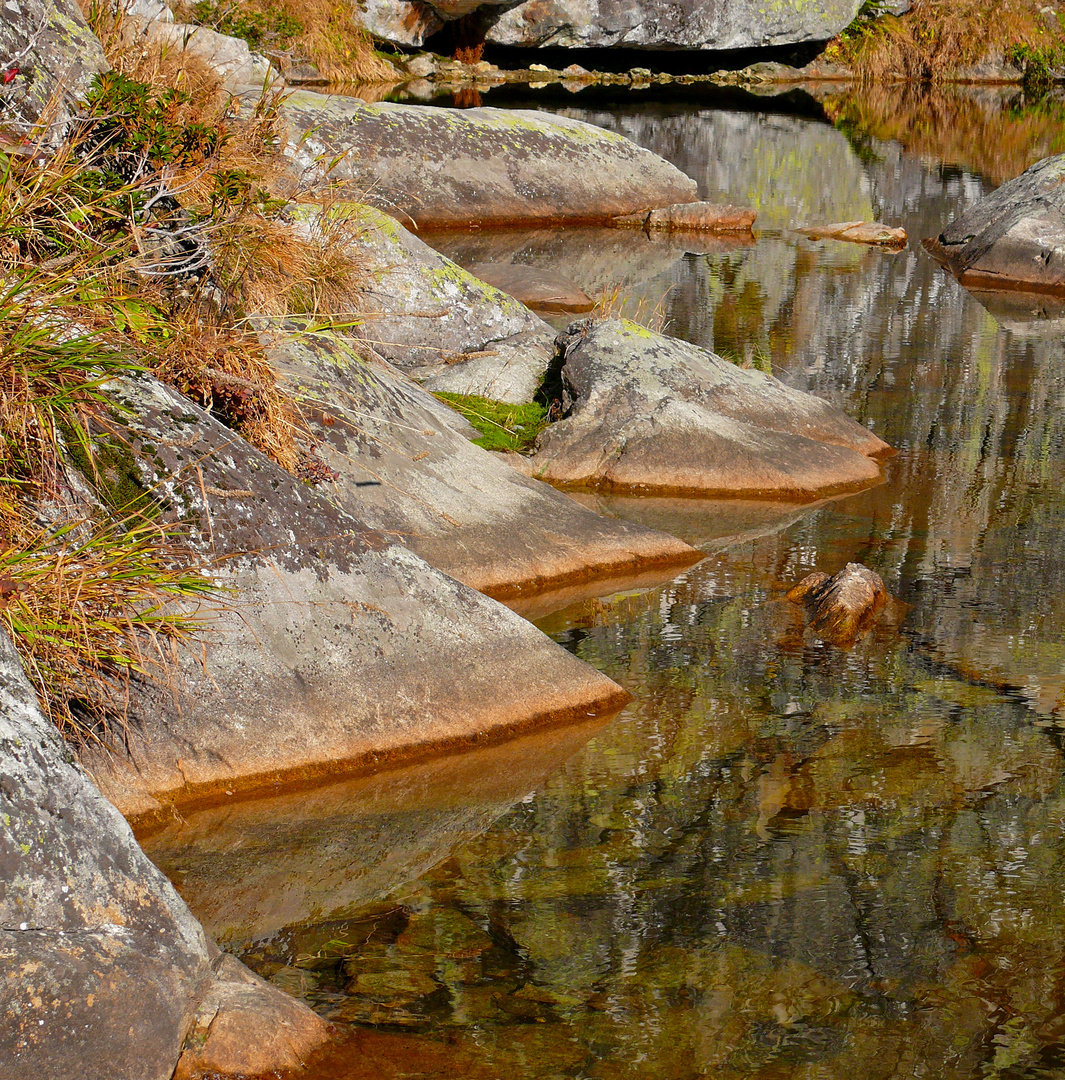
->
[[433, 393, 549, 453]]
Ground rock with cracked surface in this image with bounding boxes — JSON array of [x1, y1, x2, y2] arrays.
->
[[926, 154, 1065, 294], [356, 0, 861, 50], [0, 631, 332, 1080], [0, 0, 107, 142], [280, 90, 698, 228], [75, 373, 630, 821], [262, 329, 702, 598], [526, 318, 890, 498]]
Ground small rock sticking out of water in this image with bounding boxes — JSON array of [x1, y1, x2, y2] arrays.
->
[[785, 562, 890, 648], [796, 221, 907, 248]]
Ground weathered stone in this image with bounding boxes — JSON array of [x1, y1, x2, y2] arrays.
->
[[357, 0, 861, 51], [467, 262, 595, 313], [926, 154, 1065, 294], [526, 318, 890, 498], [119, 0, 173, 22], [785, 562, 889, 647], [172, 955, 332, 1080], [76, 372, 631, 820], [0, 631, 331, 1080], [336, 203, 558, 403], [261, 329, 702, 598], [486, 0, 862, 51], [115, 19, 277, 91], [279, 90, 698, 227], [797, 221, 907, 247], [613, 202, 757, 232], [0, 0, 108, 142]]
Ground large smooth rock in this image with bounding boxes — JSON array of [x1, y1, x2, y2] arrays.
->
[[342, 203, 559, 403], [0, 0, 107, 141], [262, 330, 702, 598], [77, 372, 630, 821], [927, 154, 1065, 293], [358, 0, 861, 50], [280, 90, 698, 227], [0, 631, 331, 1080], [524, 319, 890, 498]]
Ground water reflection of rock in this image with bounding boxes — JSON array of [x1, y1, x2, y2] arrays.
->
[[139, 717, 611, 946]]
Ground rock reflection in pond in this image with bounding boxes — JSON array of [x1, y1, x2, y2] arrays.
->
[[138, 716, 611, 946]]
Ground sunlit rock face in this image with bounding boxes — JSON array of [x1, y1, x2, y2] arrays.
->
[[356, 0, 862, 50]]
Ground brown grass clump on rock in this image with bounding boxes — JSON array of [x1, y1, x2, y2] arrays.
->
[[825, 0, 1063, 83]]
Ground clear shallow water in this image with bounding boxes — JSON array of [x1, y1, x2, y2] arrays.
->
[[142, 90, 1065, 1078]]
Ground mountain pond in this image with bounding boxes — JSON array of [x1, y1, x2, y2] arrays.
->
[[140, 82, 1065, 1079]]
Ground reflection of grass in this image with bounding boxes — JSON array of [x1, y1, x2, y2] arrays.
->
[[715, 346, 772, 374], [433, 393, 549, 452], [823, 83, 1065, 185]]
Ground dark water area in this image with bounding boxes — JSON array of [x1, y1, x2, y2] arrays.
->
[[143, 89, 1065, 1078]]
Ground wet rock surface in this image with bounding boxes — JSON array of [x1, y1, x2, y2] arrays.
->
[[525, 319, 890, 498], [262, 330, 702, 598], [927, 153, 1065, 293], [75, 372, 630, 820], [797, 221, 907, 247], [280, 90, 698, 227], [785, 562, 890, 647], [0, 632, 331, 1080]]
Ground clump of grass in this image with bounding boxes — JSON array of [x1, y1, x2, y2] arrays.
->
[[433, 393, 549, 453], [0, 511, 215, 741], [823, 0, 1064, 84], [177, 0, 398, 83], [715, 344, 772, 374], [0, 261, 218, 741], [593, 285, 670, 333]]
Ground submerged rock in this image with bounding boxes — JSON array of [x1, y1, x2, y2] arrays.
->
[[785, 563, 889, 647], [0, 631, 332, 1080], [280, 91, 698, 227], [77, 372, 631, 821], [926, 154, 1065, 294], [797, 221, 908, 247], [262, 330, 702, 598], [525, 319, 890, 499]]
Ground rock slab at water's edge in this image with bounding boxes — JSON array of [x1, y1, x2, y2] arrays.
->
[[280, 91, 698, 227], [339, 203, 558, 403], [0, 632, 332, 1080], [263, 330, 701, 598], [524, 319, 891, 498], [77, 373, 630, 821], [927, 154, 1065, 293]]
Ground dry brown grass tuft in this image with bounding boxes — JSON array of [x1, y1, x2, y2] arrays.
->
[[825, 0, 1063, 83]]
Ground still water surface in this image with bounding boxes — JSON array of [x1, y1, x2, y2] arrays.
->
[[143, 87, 1065, 1078]]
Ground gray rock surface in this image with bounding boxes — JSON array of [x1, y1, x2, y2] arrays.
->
[[525, 318, 890, 498], [928, 154, 1065, 293], [342, 203, 559, 403], [358, 0, 861, 50], [0, 631, 331, 1080], [488, 0, 861, 50], [0, 0, 108, 141], [262, 329, 701, 598], [280, 90, 698, 227], [76, 373, 630, 821], [115, 19, 277, 92]]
